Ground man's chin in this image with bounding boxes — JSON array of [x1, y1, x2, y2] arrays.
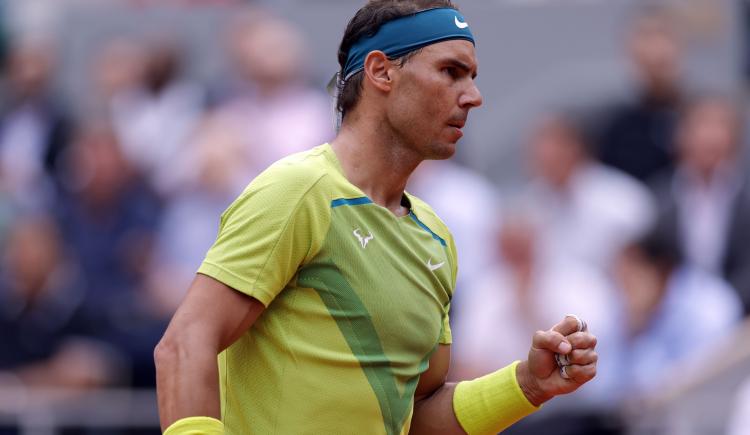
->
[[430, 142, 457, 160]]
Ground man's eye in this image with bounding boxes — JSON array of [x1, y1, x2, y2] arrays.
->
[[443, 67, 459, 78]]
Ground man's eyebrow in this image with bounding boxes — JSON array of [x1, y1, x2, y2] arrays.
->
[[445, 58, 478, 79]]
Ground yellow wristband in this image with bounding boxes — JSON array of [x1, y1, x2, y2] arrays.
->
[[163, 416, 224, 435], [452, 361, 540, 435]]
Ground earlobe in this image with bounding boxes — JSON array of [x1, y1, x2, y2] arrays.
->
[[363, 50, 393, 92]]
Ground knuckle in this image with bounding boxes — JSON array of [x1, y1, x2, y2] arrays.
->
[[568, 363, 597, 382], [570, 350, 594, 365], [574, 367, 593, 383], [568, 333, 583, 348], [585, 364, 597, 376], [532, 330, 549, 347], [571, 368, 586, 382], [570, 332, 597, 349]]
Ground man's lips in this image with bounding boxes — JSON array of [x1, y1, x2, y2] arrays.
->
[[448, 119, 466, 129], [448, 122, 464, 140]]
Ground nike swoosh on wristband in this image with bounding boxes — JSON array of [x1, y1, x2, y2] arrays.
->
[[454, 16, 469, 29]]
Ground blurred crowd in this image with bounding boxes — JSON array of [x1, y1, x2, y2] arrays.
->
[[443, 9, 749, 435], [0, 2, 748, 434], [0, 6, 333, 396]]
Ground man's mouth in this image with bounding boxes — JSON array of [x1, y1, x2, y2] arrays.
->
[[448, 119, 466, 129]]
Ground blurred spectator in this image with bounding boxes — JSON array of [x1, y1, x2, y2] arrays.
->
[[450, 113, 656, 433], [408, 159, 500, 313], [88, 37, 147, 114], [55, 121, 164, 387], [651, 95, 750, 315], [0, 38, 71, 208], [595, 9, 684, 182], [146, 114, 249, 316], [0, 215, 124, 388], [106, 37, 206, 196], [728, 375, 750, 435], [0, 3, 8, 70], [451, 217, 618, 380], [522, 113, 655, 271], [745, 0, 750, 89], [211, 10, 333, 177], [612, 230, 742, 396], [451, 217, 624, 435]]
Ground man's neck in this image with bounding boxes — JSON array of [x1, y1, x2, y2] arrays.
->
[[330, 117, 422, 217]]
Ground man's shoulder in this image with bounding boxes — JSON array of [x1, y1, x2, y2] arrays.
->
[[250, 144, 335, 192], [220, 145, 338, 221], [266, 143, 332, 174]]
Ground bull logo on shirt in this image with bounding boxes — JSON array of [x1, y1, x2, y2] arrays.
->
[[353, 228, 374, 249]]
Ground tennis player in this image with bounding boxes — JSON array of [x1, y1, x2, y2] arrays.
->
[[155, 1, 598, 434]]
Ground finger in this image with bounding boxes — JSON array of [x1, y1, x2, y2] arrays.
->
[[566, 349, 598, 366], [532, 329, 572, 355], [551, 314, 586, 336], [560, 362, 597, 384], [567, 332, 598, 351]]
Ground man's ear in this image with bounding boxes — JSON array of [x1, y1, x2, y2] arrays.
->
[[363, 50, 393, 93]]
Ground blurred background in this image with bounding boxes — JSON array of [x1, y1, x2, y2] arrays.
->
[[0, 0, 749, 433]]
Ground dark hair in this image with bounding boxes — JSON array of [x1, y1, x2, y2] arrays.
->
[[336, 0, 457, 120], [629, 227, 682, 272]]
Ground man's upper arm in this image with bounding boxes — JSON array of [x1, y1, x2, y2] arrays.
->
[[410, 345, 465, 434], [415, 344, 451, 401], [155, 274, 264, 428], [171, 274, 266, 353]]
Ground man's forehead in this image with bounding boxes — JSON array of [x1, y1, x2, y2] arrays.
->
[[420, 40, 477, 64]]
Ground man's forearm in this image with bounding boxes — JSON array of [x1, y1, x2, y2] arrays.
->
[[410, 362, 540, 435], [410, 382, 466, 435], [154, 335, 222, 431]]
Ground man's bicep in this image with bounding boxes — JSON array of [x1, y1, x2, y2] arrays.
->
[[172, 274, 266, 352], [415, 344, 451, 401], [155, 274, 263, 428]]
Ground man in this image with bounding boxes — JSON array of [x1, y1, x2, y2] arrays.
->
[[155, 1, 598, 434], [651, 95, 750, 315], [596, 9, 683, 183], [0, 38, 71, 207], [612, 229, 741, 397]]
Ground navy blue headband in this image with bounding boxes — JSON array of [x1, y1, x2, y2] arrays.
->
[[342, 7, 475, 80]]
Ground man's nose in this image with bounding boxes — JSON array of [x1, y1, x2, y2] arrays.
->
[[460, 82, 483, 109]]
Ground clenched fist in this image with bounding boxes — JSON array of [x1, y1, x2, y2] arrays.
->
[[516, 315, 598, 406]]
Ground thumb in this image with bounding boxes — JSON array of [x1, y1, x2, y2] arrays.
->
[[529, 330, 571, 377]]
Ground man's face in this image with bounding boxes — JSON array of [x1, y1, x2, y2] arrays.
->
[[628, 16, 681, 94], [529, 117, 585, 188], [678, 99, 738, 176], [385, 40, 482, 159]]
